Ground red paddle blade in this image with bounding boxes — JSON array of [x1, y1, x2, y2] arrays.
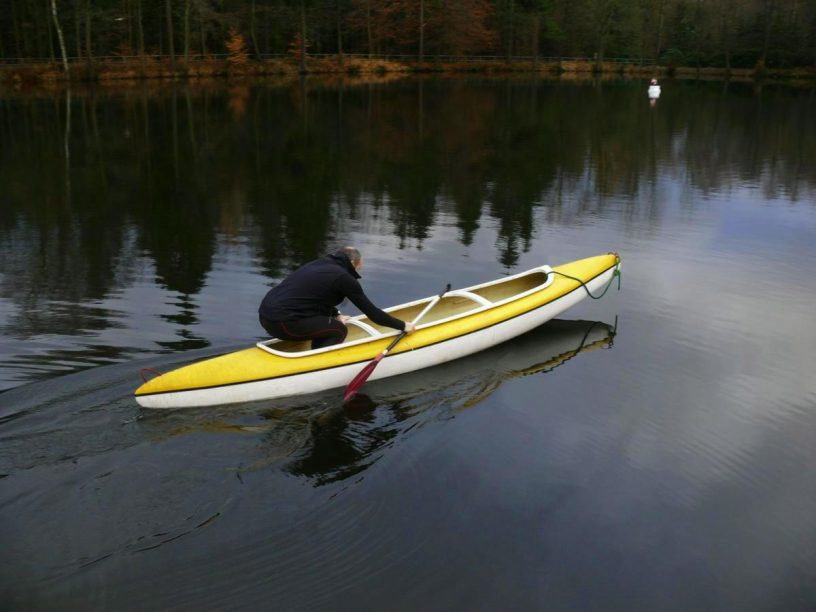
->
[[343, 355, 382, 403]]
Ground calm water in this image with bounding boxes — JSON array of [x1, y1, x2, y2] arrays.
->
[[1, 77, 815, 610]]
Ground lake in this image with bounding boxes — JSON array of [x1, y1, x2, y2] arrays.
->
[[1, 76, 815, 610]]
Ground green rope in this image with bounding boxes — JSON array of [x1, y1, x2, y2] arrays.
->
[[550, 257, 621, 300]]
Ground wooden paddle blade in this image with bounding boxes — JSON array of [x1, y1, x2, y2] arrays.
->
[[343, 357, 381, 403]]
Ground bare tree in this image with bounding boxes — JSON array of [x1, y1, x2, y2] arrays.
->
[[299, 0, 307, 74], [165, 0, 176, 70], [50, 0, 69, 74]]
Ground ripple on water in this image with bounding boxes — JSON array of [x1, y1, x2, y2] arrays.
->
[[1, 318, 617, 608]]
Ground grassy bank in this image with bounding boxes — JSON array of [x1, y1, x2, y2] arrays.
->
[[2, 56, 814, 91]]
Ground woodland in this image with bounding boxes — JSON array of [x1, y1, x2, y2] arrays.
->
[[1, 0, 814, 77]]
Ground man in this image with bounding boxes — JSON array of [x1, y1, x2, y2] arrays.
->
[[259, 246, 415, 349]]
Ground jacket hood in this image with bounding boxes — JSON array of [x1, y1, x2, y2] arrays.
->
[[328, 251, 361, 279]]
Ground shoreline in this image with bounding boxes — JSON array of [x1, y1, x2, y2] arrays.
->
[[2, 56, 814, 92]]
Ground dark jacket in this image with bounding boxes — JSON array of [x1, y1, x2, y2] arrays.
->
[[258, 251, 405, 330]]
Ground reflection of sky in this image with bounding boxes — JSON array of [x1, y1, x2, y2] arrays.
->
[[711, 191, 816, 256], [0, 295, 15, 326], [2, 81, 815, 609], [4, 170, 816, 392]]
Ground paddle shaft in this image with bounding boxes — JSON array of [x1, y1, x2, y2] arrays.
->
[[381, 287, 448, 354], [343, 283, 450, 402]]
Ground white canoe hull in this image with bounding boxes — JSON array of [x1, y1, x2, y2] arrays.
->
[[137, 265, 617, 408]]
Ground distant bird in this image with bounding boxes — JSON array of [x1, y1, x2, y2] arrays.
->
[[648, 78, 661, 100]]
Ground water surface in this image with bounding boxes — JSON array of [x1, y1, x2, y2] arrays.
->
[[1, 77, 815, 610]]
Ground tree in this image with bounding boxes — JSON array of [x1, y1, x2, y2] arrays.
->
[[50, 0, 69, 74], [299, 0, 307, 73], [584, 0, 622, 66], [165, 0, 176, 70], [226, 26, 249, 68], [430, 0, 497, 56]]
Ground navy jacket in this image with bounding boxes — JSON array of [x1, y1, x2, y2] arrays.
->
[[258, 252, 405, 330]]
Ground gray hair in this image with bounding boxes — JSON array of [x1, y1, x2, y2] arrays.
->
[[339, 246, 361, 265]]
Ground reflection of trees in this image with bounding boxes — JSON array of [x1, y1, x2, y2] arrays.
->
[[244, 85, 338, 276], [1, 79, 814, 341], [284, 319, 616, 486]]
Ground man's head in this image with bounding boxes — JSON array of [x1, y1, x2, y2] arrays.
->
[[338, 246, 363, 271]]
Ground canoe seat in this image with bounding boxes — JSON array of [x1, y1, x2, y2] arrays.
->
[[443, 290, 492, 306], [346, 318, 381, 337], [466, 269, 551, 302], [414, 292, 492, 325], [257, 317, 386, 355]]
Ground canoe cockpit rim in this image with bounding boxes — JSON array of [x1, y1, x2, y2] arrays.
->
[[255, 265, 555, 358]]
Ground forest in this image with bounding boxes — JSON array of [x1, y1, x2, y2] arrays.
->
[[1, 0, 814, 72]]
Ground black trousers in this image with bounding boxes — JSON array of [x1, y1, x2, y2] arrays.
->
[[259, 314, 348, 349]]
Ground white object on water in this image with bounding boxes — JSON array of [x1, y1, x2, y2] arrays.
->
[[648, 84, 661, 99]]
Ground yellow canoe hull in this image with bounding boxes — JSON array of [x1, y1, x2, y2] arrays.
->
[[135, 253, 620, 408]]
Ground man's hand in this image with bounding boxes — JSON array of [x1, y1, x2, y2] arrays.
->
[[403, 322, 416, 334], [337, 315, 353, 324]]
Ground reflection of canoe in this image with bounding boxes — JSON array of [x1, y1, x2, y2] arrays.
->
[[135, 254, 621, 408], [286, 319, 616, 485], [648, 85, 661, 99], [364, 318, 616, 407]]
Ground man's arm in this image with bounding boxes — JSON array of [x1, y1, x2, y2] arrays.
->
[[335, 276, 406, 331]]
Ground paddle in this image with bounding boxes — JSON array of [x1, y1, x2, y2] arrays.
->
[[343, 283, 450, 403]]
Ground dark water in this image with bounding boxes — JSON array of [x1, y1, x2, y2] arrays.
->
[[1, 77, 815, 610]]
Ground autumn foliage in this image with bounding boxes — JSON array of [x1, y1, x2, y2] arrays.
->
[[2, 0, 814, 82], [225, 28, 249, 68], [347, 0, 496, 56], [427, 0, 498, 55], [288, 34, 311, 63]]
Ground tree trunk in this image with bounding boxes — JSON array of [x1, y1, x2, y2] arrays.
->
[[507, 0, 515, 60], [199, 4, 207, 55], [136, 0, 145, 56], [655, 0, 665, 62], [184, 0, 191, 62], [165, 0, 176, 72], [532, 13, 540, 68], [593, 2, 614, 73], [336, 0, 343, 59], [84, 0, 94, 77], [758, 0, 774, 69], [299, 0, 307, 74], [366, 0, 372, 58], [74, 0, 82, 60], [419, 0, 425, 65], [35, 1, 47, 59], [46, 0, 56, 60], [720, 0, 732, 73], [251, 0, 261, 58], [11, 0, 18, 57], [264, 6, 271, 54], [126, 0, 134, 53], [50, 0, 70, 75], [10, 0, 23, 59]]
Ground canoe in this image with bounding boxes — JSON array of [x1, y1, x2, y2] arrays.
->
[[134, 253, 621, 408]]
